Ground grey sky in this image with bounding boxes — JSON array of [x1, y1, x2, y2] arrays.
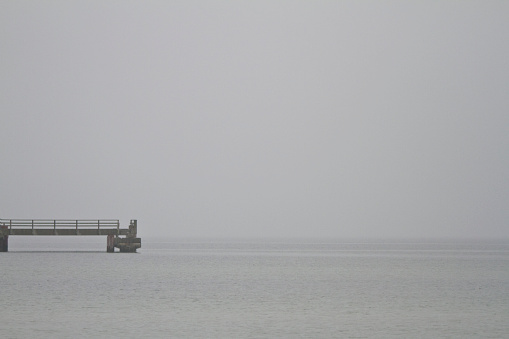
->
[[1, 1, 508, 238]]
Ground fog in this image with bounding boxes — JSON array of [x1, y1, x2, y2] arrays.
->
[[2, 1, 508, 239]]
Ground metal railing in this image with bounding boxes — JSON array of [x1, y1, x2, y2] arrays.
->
[[0, 219, 120, 233]]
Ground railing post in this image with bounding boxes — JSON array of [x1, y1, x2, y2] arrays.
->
[[76, 220, 78, 235], [32, 220, 34, 230], [117, 220, 119, 234], [10, 219, 12, 231], [54, 220, 56, 235], [98, 220, 100, 235]]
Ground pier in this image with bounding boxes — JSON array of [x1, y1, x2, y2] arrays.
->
[[0, 219, 141, 252]]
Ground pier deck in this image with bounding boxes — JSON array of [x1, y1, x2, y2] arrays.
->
[[0, 219, 141, 252]]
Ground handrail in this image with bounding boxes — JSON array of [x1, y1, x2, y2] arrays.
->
[[1, 219, 119, 222], [0, 219, 120, 228]]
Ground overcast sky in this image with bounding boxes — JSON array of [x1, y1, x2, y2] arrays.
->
[[1, 1, 508, 239]]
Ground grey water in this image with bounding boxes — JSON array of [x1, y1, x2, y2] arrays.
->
[[1, 238, 508, 338]]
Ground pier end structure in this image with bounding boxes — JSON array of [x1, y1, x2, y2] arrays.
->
[[0, 219, 141, 252], [115, 219, 141, 253]]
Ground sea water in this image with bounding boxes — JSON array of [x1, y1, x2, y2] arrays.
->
[[1, 238, 508, 338]]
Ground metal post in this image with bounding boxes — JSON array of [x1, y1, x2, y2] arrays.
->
[[54, 220, 56, 235], [97, 220, 100, 235]]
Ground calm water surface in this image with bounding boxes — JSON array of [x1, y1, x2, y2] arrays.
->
[[1, 238, 508, 338]]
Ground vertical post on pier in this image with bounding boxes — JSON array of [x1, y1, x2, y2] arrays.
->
[[0, 226, 8, 252], [107, 234, 115, 253]]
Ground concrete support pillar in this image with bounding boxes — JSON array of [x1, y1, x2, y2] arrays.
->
[[106, 234, 115, 253], [0, 226, 8, 252]]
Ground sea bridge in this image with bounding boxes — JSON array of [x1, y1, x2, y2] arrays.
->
[[0, 219, 141, 252]]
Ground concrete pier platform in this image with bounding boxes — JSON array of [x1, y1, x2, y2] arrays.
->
[[0, 219, 141, 252]]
